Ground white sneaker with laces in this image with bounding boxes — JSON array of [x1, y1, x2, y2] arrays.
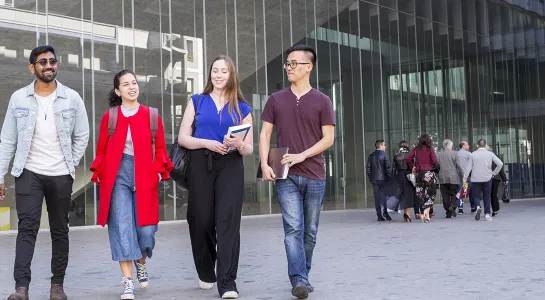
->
[[485, 214, 493, 221], [222, 291, 239, 299], [199, 280, 214, 290], [120, 277, 135, 300], [134, 261, 149, 288]]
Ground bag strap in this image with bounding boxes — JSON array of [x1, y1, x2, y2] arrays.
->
[[107, 107, 118, 138], [149, 107, 159, 161], [149, 107, 159, 145], [191, 95, 201, 135]]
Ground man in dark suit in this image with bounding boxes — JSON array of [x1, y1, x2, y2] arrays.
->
[[367, 140, 392, 221]]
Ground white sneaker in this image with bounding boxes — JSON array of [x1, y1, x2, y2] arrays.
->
[[222, 291, 239, 299], [120, 277, 135, 300], [485, 214, 493, 221], [199, 280, 214, 290]]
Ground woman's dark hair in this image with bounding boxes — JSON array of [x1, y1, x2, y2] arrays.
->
[[398, 140, 410, 149], [416, 134, 433, 150], [108, 69, 136, 107]]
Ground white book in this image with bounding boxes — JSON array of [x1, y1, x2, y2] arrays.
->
[[226, 123, 251, 152]]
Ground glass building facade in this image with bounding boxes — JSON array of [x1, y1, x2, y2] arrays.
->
[[0, 0, 544, 230]]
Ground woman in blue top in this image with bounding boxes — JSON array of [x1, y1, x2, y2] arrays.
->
[[178, 55, 253, 299]]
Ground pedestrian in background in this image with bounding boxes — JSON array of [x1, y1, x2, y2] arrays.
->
[[407, 134, 438, 223], [392, 140, 416, 222], [367, 139, 393, 221], [437, 139, 462, 218]]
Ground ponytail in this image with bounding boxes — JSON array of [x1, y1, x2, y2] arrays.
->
[[108, 89, 122, 107]]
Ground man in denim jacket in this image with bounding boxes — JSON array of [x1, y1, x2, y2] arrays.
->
[[0, 45, 89, 300]]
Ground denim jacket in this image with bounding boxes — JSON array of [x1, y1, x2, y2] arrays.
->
[[0, 80, 89, 184]]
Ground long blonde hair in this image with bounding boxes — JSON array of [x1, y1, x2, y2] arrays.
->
[[202, 55, 248, 124]]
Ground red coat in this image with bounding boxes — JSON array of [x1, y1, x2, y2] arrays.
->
[[90, 105, 173, 227]]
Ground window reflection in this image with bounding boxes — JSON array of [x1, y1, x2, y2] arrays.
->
[[0, 0, 544, 230]]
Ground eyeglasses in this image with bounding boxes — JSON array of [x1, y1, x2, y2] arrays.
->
[[283, 61, 311, 69], [34, 58, 58, 67]]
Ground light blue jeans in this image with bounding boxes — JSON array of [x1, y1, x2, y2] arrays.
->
[[107, 154, 157, 261], [276, 175, 325, 287]]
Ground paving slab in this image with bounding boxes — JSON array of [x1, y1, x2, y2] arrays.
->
[[1, 200, 544, 300]]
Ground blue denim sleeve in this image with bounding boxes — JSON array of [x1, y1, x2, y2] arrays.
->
[[0, 96, 18, 184], [71, 94, 90, 166]]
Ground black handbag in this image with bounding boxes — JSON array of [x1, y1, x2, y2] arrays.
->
[[502, 184, 511, 203], [169, 96, 200, 189]]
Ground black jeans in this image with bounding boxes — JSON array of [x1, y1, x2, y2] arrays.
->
[[371, 180, 388, 215], [440, 184, 459, 215], [187, 149, 244, 296], [14, 169, 73, 289], [491, 179, 502, 212]]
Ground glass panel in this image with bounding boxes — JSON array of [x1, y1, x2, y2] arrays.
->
[[341, 1, 365, 209], [399, 0, 415, 15]]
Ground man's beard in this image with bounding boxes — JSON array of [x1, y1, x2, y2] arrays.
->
[[35, 69, 56, 83]]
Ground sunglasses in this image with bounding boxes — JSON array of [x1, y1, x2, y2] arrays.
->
[[34, 58, 58, 67]]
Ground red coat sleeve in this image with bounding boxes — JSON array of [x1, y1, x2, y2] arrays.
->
[[153, 114, 174, 181], [90, 111, 110, 183], [430, 148, 438, 165]]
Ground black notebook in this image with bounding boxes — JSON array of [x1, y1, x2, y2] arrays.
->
[[256, 147, 289, 180]]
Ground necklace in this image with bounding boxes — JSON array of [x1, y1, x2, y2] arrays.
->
[[36, 93, 54, 120], [210, 94, 225, 114]]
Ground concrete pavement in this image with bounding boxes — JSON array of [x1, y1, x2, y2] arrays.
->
[[1, 199, 545, 300]]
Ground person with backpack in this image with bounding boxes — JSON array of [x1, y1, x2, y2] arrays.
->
[[89, 69, 173, 300], [178, 55, 253, 299]]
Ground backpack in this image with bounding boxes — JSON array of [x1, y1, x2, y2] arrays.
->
[[108, 106, 159, 160]]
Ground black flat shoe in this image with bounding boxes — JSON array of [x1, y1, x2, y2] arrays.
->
[[383, 213, 392, 221]]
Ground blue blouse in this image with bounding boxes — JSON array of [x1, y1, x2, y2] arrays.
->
[[192, 94, 252, 143]]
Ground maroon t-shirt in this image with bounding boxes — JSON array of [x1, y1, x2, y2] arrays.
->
[[261, 87, 335, 180]]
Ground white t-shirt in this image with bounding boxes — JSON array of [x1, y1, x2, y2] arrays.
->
[[25, 90, 70, 176], [121, 104, 139, 155]]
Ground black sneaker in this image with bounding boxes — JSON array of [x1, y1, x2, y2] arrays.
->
[[291, 284, 309, 299], [471, 208, 477, 213], [492, 211, 499, 217], [458, 209, 464, 214], [451, 208, 457, 218], [377, 215, 386, 221], [475, 207, 482, 221], [383, 213, 392, 221]]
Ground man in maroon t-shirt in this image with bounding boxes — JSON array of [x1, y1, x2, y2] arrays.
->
[[259, 44, 335, 299]]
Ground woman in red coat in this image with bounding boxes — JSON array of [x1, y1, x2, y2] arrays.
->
[[89, 69, 173, 300]]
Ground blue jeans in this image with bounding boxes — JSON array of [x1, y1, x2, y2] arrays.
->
[[470, 180, 493, 214], [276, 175, 326, 287], [107, 154, 157, 261]]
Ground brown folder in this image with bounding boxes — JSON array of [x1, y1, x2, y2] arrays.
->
[[256, 147, 289, 179]]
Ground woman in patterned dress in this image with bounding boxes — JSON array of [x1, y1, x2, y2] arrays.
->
[[406, 134, 439, 223]]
